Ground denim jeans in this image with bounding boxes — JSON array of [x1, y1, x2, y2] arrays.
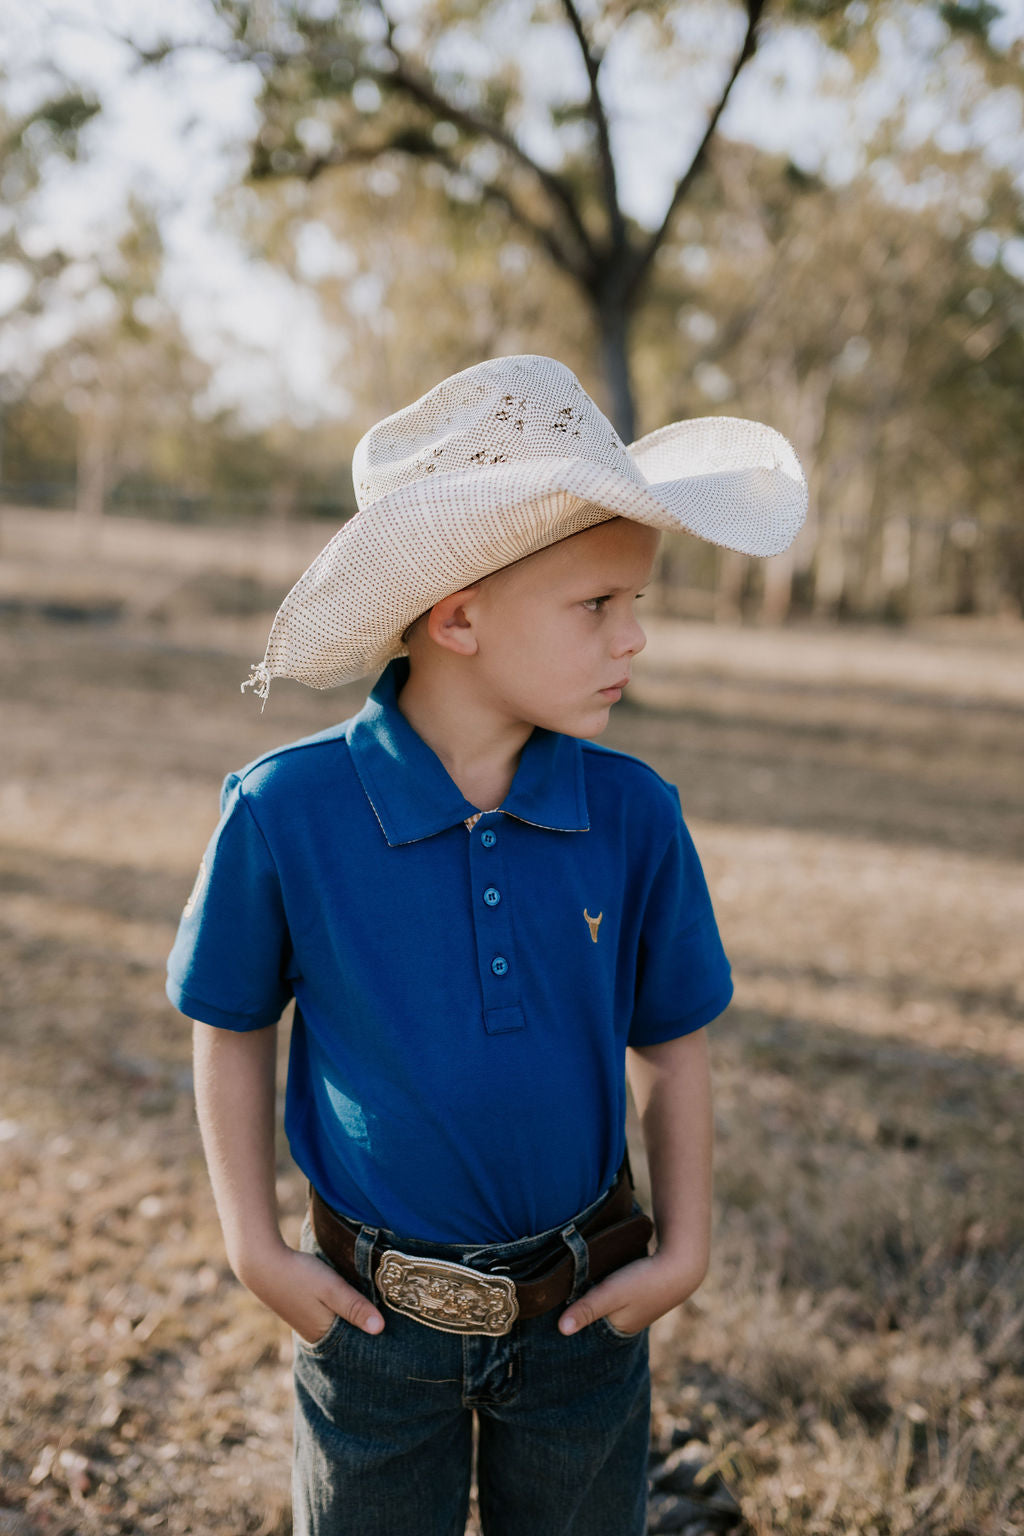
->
[[292, 1176, 651, 1536]]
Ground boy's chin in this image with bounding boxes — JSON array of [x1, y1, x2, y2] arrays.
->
[[546, 707, 613, 739], [514, 692, 616, 737]]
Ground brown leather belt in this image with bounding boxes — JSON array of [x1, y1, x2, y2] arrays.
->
[[310, 1165, 654, 1335]]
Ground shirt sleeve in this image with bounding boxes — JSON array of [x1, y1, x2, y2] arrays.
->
[[165, 772, 295, 1031], [628, 785, 734, 1047]]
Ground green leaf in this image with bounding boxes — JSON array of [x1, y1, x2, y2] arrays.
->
[[938, 0, 1002, 42]]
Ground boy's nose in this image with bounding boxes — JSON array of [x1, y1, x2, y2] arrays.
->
[[614, 616, 647, 658]]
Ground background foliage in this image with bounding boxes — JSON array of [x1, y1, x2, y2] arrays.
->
[[0, 0, 1021, 623]]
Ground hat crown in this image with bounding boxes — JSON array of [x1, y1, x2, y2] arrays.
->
[[352, 354, 646, 511]]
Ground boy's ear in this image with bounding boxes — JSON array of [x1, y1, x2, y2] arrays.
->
[[424, 585, 481, 657]]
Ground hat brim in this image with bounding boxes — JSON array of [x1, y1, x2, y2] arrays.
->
[[248, 420, 807, 694]]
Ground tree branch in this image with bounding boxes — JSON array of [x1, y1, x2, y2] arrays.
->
[[366, 0, 596, 277], [626, 0, 766, 304], [560, 0, 626, 254], [113, 2, 599, 278], [110, 26, 254, 73], [280, 135, 580, 276]]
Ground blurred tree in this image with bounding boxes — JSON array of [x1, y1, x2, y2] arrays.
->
[[4, 2, 1021, 619], [0, 78, 101, 480], [161, 0, 1019, 449], [633, 141, 1024, 619], [16, 202, 213, 537], [149, 0, 776, 440]]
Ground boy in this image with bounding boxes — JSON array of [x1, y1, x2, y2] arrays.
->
[[166, 354, 806, 1535]]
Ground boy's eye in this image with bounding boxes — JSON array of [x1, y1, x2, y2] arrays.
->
[[581, 593, 645, 612]]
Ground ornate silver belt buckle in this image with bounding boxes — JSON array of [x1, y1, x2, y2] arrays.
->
[[375, 1250, 519, 1336]]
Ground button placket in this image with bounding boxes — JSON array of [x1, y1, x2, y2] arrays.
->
[[469, 817, 524, 1034]]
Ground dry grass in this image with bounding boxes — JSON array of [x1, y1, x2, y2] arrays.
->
[[1, 536, 1022, 1534]]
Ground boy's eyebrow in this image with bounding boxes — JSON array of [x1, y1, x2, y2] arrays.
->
[[578, 582, 646, 593]]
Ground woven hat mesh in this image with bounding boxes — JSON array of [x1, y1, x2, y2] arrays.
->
[[243, 354, 807, 701]]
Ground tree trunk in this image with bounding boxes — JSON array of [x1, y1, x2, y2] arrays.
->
[[907, 517, 943, 620], [715, 550, 747, 623], [76, 409, 109, 545], [811, 504, 848, 617], [758, 359, 831, 624], [879, 514, 912, 618], [949, 518, 979, 615], [760, 547, 795, 626], [815, 445, 872, 618], [595, 300, 635, 443]]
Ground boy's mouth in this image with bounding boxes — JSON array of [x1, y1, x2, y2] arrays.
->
[[599, 678, 630, 697]]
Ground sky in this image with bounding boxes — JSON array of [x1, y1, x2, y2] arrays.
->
[[0, 0, 1022, 429]]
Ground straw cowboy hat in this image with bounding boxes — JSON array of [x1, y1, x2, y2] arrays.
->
[[241, 353, 807, 704]]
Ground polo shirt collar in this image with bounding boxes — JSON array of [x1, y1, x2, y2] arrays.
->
[[347, 657, 590, 846]]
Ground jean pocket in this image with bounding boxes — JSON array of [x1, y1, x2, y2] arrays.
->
[[593, 1315, 648, 1345], [293, 1311, 350, 1358]]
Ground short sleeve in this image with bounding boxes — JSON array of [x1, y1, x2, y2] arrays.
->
[[629, 786, 733, 1047], [165, 773, 294, 1031]]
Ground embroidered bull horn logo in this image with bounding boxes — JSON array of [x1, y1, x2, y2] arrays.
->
[[583, 909, 603, 943]]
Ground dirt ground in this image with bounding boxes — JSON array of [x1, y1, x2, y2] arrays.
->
[[1, 549, 1022, 1535]]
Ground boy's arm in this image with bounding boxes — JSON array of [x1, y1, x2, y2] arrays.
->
[[628, 1026, 713, 1274], [192, 1021, 385, 1339], [558, 1027, 712, 1336]]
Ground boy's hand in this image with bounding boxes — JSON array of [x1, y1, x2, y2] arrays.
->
[[237, 1240, 386, 1343], [557, 1246, 706, 1338]]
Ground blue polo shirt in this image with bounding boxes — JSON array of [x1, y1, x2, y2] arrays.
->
[[166, 656, 733, 1243]]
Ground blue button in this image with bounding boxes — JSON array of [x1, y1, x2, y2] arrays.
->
[[483, 887, 501, 907], [490, 955, 509, 977], [481, 829, 497, 848]]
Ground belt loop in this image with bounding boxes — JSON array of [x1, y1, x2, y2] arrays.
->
[[560, 1223, 589, 1302], [354, 1225, 381, 1303]]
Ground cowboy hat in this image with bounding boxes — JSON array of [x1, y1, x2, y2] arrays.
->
[[242, 353, 807, 703]]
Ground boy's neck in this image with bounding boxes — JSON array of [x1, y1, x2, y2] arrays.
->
[[395, 662, 534, 813]]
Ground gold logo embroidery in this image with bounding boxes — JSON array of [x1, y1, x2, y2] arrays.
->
[[583, 908, 603, 944]]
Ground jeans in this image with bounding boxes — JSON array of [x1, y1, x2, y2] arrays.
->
[[292, 1176, 651, 1536]]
